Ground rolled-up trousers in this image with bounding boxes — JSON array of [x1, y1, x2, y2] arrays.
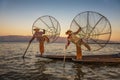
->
[[39, 41, 44, 55], [76, 39, 91, 59]]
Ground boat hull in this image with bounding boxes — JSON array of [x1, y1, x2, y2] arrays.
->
[[39, 53, 120, 64]]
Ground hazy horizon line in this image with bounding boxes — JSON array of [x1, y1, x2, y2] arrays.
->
[[0, 35, 120, 42]]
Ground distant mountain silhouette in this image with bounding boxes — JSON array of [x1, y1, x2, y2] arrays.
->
[[0, 35, 66, 43], [0, 35, 119, 43], [0, 35, 31, 42]]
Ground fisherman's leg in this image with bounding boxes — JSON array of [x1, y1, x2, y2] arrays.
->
[[82, 41, 91, 51], [39, 41, 44, 56], [76, 44, 82, 60]]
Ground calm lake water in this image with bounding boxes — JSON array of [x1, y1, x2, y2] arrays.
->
[[0, 42, 120, 80]]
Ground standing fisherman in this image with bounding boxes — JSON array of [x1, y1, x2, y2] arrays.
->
[[65, 27, 91, 60], [29, 27, 49, 56]]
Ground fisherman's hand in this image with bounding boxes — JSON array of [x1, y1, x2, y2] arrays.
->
[[42, 29, 46, 34]]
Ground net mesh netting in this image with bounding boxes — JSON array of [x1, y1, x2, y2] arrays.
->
[[70, 11, 112, 51], [32, 15, 61, 43]]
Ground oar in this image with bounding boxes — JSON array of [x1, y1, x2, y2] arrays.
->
[[63, 48, 66, 68], [22, 42, 31, 58]]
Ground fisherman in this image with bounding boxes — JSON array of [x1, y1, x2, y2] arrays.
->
[[29, 27, 49, 56], [65, 27, 91, 60]]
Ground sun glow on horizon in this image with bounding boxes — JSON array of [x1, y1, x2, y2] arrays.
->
[[0, 0, 120, 42]]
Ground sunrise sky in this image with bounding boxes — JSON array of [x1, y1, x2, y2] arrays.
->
[[0, 0, 120, 41]]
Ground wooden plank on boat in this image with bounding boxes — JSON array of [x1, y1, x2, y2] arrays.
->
[[42, 55, 75, 60], [72, 57, 120, 63], [40, 53, 120, 63]]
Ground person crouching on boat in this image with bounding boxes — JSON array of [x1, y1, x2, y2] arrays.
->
[[29, 27, 49, 56], [65, 27, 91, 60]]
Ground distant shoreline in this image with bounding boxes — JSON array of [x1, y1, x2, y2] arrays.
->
[[0, 35, 66, 43], [0, 35, 120, 43], [0, 42, 120, 44]]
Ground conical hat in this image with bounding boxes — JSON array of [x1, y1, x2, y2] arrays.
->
[[33, 27, 40, 30], [66, 30, 72, 34]]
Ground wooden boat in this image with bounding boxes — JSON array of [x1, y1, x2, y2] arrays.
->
[[39, 53, 120, 64]]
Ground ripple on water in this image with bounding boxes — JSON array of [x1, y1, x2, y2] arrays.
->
[[0, 42, 120, 80]]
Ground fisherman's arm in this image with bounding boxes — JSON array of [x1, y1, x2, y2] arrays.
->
[[73, 27, 81, 34]]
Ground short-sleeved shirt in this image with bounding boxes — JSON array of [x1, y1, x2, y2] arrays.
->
[[33, 32, 44, 41], [68, 33, 80, 44]]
